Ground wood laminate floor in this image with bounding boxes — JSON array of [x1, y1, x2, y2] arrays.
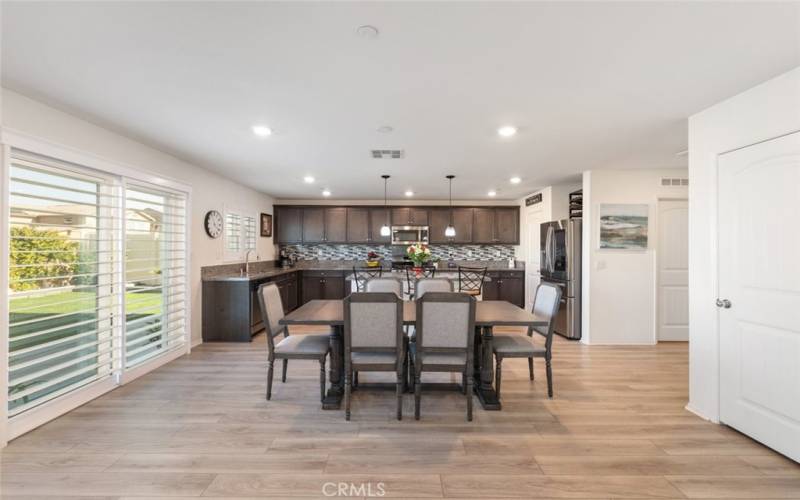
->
[[2, 327, 799, 499]]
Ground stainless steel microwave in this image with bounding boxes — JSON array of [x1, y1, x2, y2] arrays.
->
[[391, 225, 429, 245]]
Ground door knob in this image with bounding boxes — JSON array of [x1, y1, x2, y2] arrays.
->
[[715, 298, 732, 309]]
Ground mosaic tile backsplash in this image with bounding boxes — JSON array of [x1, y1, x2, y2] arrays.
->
[[280, 244, 516, 261]]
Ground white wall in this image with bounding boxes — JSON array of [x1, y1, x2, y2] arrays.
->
[[688, 67, 800, 422], [1, 89, 276, 347], [581, 168, 688, 345], [514, 183, 580, 260]]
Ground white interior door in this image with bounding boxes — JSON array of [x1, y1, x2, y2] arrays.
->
[[525, 205, 545, 310], [718, 131, 800, 462], [657, 199, 689, 341]]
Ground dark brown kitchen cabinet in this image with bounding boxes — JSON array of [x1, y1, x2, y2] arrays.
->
[[275, 206, 303, 243], [370, 208, 391, 243], [472, 207, 520, 244], [482, 271, 524, 308], [392, 207, 428, 226], [429, 207, 473, 243], [346, 208, 370, 243], [301, 271, 346, 304], [302, 208, 325, 242], [325, 207, 347, 243]]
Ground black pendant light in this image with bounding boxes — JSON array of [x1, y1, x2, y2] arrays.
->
[[380, 175, 391, 237], [445, 175, 456, 237]]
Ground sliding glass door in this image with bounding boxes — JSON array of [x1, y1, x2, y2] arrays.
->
[[6, 149, 189, 425]]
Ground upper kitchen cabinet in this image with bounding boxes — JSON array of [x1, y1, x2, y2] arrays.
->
[[275, 206, 303, 243], [429, 207, 473, 244], [369, 208, 391, 243], [473, 207, 519, 244], [303, 207, 347, 243], [392, 207, 428, 226], [346, 207, 370, 243]]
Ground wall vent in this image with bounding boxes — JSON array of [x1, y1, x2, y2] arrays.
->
[[660, 177, 688, 187], [371, 149, 404, 159]]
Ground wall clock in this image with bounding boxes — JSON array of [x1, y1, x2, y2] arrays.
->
[[204, 210, 223, 238]]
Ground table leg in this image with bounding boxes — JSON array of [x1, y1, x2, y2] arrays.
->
[[474, 325, 502, 410], [322, 324, 344, 409]]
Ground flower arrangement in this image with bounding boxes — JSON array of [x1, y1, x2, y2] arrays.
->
[[406, 243, 432, 267]]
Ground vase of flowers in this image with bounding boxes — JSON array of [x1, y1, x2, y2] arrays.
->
[[406, 243, 432, 275]]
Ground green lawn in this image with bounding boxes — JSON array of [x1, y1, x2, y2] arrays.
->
[[10, 291, 164, 316]]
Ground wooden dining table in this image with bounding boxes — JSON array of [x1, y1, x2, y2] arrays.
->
[[280, 299, 547, 411]]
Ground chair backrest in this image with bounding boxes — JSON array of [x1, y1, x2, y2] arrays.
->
[[257, 283, 286, 354], [344, 292, 404, 369], [405, 266, 435, 292], [416, 292, 475, 358], [458, 266, 487, 293], [352, 266, 383, 292], [365, 277, 403, 298], [529, 283, 563, 352], [415, 278, 452, 299]]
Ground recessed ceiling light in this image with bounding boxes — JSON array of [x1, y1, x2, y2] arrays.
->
[[405, 190, 414, 197], [322, 189, 331, 197], [497, 126, 517, 137], [252, 125, 272, 137], [510, 176, 522, 184], [487, 190, 497, 197], [303, 176, 315, 184], [377, 126, 394, 133], [356, 25, 379, 39]]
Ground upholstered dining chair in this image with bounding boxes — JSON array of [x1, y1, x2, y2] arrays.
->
[[365, 276, 403, 298], [405, 266, 436, 299], [492, 282, 562, 398], [457, 266, 487, 299], [257, 283, 331, 401], [343, 292, 405, 421], [352, 266, 383, 292], [410, 292, 476, 421], [405, 278, 454, 387]]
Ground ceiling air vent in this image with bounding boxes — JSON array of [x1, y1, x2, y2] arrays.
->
[[371, 149, 404, 159], [661, 177, 689, 187]]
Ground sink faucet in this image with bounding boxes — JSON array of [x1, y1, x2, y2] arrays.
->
[[244, 249, 256, 276]]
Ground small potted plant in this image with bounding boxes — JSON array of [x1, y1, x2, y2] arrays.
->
[[366, 251, 381, 267], [406, 243, 432, 275]]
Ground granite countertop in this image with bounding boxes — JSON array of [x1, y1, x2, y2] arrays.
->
[[202, 259, 524, 282]]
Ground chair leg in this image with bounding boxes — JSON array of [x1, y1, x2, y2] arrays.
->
[[319, 358, 327, 403], [353, 371, 359, 389], [546, 359, 553, 398], [414, 374, 422, 420], [408, 357, 415, 393], [266, 359, 274, 400], [396, 379, 403, 421], [466, 373, 473, 422], [528, 357, 534, 380], [495, 357, 502, 400], [345, 371, 352, 421], [461, 371, 467, 395], [281, 359, 288, 383]]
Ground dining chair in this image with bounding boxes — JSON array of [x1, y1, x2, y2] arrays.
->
[[492, 282, 562, 398], [352, 266, 383, 292], [457, 266, 487, 299], [343, 292, 405, 421], [257, 283, 331, 402], [405, 278, 454, 387], [365, 276, 403, 297], [405, 266, 436, 299], [410, 292, 476, 421]]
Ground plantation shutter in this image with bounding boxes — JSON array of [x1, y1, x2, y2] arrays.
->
[[7, 151, 121, 416], [124, 183, 188, 368]]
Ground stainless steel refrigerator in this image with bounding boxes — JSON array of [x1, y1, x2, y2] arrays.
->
[[540, 218, 582, 340]]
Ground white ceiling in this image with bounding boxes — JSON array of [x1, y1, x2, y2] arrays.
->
[[2, 2, 799, 200]]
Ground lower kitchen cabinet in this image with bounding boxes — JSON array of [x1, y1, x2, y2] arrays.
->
[[202, 272, 299, 342], [301, 270, 346, 303], [482, 271, 525, 308]]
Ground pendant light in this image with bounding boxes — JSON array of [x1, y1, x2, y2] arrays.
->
[[380, 175, 391, 237], [445, 175, 456, 237]]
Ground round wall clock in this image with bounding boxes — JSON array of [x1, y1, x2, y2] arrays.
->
[[204, 210, 223, 238]]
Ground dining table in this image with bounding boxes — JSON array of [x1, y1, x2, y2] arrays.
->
[[279, 299, 548, 411]]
